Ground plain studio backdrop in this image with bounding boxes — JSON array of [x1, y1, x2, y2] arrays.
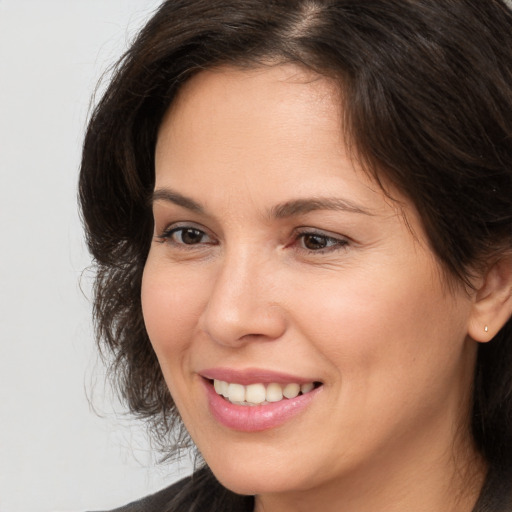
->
[[0, 2, 192, 511]]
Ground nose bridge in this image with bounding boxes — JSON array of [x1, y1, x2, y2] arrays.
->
[[200, 242, 286, 346]]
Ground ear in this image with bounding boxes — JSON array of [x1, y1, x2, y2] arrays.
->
[[468, 255, 512, 342]]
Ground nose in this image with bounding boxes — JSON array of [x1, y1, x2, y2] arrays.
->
[[199, 248, 287, 347]]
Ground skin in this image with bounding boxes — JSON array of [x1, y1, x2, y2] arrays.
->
[[142, 64, 487, 511]]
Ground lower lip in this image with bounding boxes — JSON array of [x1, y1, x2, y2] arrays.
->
[[203, 379, 321, 432]]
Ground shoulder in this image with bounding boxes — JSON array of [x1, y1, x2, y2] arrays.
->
[[90, 474, 193, 512], [474, 465, 512, 512], [89, 468, 254, 512]]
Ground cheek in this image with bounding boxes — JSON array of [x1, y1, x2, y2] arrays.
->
[[141, 261, 206, 367], [288, 268, 474, 457], [291, 261, 470, 390]]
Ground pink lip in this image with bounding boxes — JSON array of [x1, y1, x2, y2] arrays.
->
[[200, 367, 318, 386], [201, 375, 322, 432]]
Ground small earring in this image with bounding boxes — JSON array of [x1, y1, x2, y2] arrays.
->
[[484, 325, 489, 333]]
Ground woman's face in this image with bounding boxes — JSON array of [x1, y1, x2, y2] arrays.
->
[[142, 65, 479, 499]]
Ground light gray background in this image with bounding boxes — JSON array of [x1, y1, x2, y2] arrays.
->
[[0, 2, 192, 511]]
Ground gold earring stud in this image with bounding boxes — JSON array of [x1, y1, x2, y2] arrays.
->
[[484, 325, 489, 333]]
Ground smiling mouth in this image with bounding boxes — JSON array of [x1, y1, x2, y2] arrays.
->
[[210, 379, 322, 406]]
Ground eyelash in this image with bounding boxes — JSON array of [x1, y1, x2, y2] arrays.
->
[[157, 225, 216, 247], [293, 229, 349, 254], [156, 225, 349, 254]]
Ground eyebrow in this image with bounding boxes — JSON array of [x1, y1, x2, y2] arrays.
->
[[270, 197, 374, 219], [151, 188, 204, 213], [151, 187, 374, 218]]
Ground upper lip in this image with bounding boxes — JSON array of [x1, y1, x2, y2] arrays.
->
[[199, 367, 320, 386]]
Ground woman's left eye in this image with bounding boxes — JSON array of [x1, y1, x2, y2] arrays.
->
[[295, 231, 349, 252]]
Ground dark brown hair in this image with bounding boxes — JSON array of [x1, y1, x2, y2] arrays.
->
[[80, 0, 512, 508]]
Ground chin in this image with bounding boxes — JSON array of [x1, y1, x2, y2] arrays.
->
[[204, 453, 316, 496], [213, 469, 292, 496]]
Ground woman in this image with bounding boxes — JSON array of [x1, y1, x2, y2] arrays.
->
[[80, 1, 512, 511]]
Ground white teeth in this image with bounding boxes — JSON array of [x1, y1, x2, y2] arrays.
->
[[227, 383, 245, 402], [212, 379, 317, 405], [218, 380, 229, 397], [301, 382, 314, 394], [266, 383, 283, 402], [213, 379, 223, 395], [245, 383, 266, 404], [283, 383, 300, 399]]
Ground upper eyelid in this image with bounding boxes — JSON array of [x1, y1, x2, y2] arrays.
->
[[163, 226, 208, 236], [157, 220, 211, 236], [294, 226, 349, 240]]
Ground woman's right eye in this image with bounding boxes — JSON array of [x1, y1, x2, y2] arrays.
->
[[158, 226, 214, 246]]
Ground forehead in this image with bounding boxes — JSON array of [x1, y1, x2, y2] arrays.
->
[[155, 64, 356, 187], [162, 63, 340, 128], [156, 64, 343, 163], [154, 63, 407, 223]]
